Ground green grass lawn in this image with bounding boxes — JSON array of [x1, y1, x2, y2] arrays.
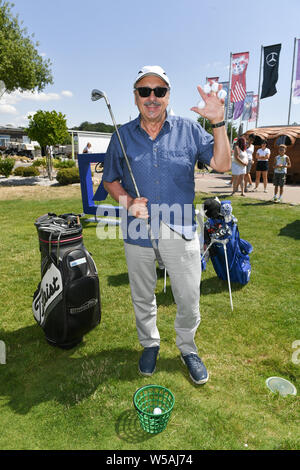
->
[[0, 187, 299, 450]]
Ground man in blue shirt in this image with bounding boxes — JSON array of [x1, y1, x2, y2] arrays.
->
[[103, 65, 231, 385]]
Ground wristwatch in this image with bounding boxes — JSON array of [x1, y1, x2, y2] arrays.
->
[[211, 121, 225, 128]]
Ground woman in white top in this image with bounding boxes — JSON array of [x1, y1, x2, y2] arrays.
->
[[83, 142, 92, 153], [231, 137, 248, 196], [253, 140, 270, 192], [244, 136, 254, 191]]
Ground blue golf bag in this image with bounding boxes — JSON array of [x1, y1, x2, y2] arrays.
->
[[202, 199, 253, 285]]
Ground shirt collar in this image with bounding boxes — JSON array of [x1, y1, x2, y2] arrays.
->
[[134, 112, 173, 131]]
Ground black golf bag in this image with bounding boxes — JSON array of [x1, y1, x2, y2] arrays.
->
[[32, 213, 101, 349]]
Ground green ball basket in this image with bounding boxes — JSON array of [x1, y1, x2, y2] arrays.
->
[[133, 384, 175, 434]]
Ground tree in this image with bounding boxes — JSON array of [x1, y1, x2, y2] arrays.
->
[[0, 1, 53, 93], [26, 110, 69, 180], [197, 117, 237, 142], [72, 121, 117, 133]]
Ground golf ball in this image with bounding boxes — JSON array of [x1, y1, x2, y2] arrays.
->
[[211, 82, 219, 92], [153, 407, 162, 415], [197, 100, 206, 109], [203, 83, 211, 94], [218, 89, 227, 100]]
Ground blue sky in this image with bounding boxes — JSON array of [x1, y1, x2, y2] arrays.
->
[[1, 0, 300, 130]]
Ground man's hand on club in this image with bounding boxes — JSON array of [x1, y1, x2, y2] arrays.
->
[[128, 197, 149, 219], [191, 84, 225, 125]]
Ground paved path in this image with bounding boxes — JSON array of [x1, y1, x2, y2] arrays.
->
[[195, 172, 300, 205]]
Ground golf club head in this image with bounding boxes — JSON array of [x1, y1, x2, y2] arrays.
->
[[91, 89, 108, 103]]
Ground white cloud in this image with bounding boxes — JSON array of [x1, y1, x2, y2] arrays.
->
[[18, 90, 61, 101], [2, 90, 61, 105], [0, 88, 74, 126], [0, 104, 18, 114], [61, 90, 73, 97], [1, 89, 73, 105]]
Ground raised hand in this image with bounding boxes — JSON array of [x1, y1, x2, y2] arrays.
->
[[191, 84, 225, 125]]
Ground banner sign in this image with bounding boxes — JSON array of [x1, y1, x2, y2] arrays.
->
[[249, 95, 258, 122], [261, 44, 281, 99], [233, 100, 244, 120], [230, 52, 249, 102], [293, 39, 300, 98], [206, 77, 219, 85], [242, 92, 254, 121]]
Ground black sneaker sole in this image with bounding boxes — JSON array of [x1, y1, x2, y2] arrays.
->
[[180, 355, 209, 385]]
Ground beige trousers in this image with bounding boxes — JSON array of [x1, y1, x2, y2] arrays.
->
[[124, 222, 201, 355]]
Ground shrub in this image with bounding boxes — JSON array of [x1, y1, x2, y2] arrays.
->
[[32, 158, 46, 168], [53, 159, 76, 169], [13, 165, 40, 177], [22, 166, 40, 177], [13, 166, 25, 176], [56, 167, 80, 185], [0, 158, 15, 177]]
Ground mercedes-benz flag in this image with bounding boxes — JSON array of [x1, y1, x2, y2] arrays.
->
[[261, 44, 281, 99]]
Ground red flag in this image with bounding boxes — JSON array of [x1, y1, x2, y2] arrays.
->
[[206, 77, 219, 85], [249, 94, 258, 122], [230, 52, 249, 102]]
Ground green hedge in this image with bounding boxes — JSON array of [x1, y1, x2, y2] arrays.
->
[[32, 158, 46, 168], [56, 167, 80, 185], [0, 158, 15, 177], [53, 159, 76, 169], [13, 165, 40, 177]]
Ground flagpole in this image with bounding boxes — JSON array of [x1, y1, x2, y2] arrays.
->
[[225, 53, 233, 131], [256, 45, 263, 128], [203, 76, 207, 130], [288, 37, 297, 125]]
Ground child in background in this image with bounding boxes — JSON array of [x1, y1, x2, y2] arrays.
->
[[272, 144, 291, 203]]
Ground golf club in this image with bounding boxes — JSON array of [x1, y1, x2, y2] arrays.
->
[[91, 89, 165, 271], [91, 89, 140, 197]]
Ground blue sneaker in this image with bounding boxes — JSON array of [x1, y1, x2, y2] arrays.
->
[[138, 346, 160, 376], [181, 353, 209, 384]]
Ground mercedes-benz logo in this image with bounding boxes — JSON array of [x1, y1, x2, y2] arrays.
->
[[266, 52, 278, 67]]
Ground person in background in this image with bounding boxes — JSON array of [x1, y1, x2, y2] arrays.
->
[[83, 142, 92, 153], [271, 144, 291, 203], [252, 140, 270, 192], [231, 137, 248, 196], [244, 136, 254, 192]]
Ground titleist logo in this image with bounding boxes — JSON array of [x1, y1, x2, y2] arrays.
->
[[40, 277, 60, 313], [33, 263, 63, 324]]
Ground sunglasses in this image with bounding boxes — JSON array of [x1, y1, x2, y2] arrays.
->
[[134, 86, 169, 98]]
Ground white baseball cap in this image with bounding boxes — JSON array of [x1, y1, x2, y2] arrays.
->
[[134, 65, 171, 88]]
